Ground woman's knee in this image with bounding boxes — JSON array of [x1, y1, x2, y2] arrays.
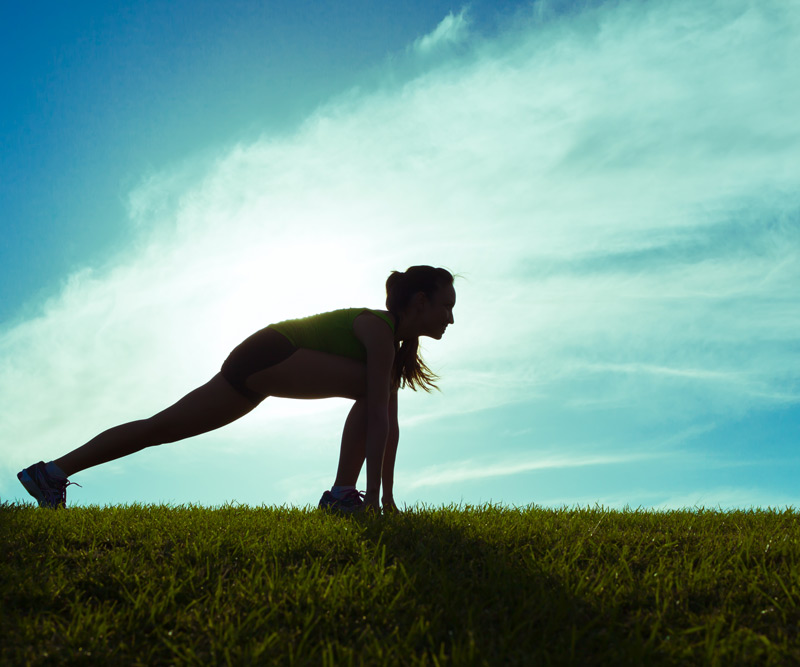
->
[[144, 408, 226, 445], [139, 415, 181, 446]]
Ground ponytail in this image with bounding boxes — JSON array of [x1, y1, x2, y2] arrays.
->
[[386, 266, 455, 392]]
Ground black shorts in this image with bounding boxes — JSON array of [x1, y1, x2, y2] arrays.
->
[[220, 326, 298, 405]]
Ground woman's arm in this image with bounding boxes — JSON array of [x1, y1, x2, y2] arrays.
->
[[354, 314, 395, 512], [382, 390, 399, 511]]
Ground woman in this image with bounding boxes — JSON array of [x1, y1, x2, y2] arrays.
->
[[18, 265, 456, 513]]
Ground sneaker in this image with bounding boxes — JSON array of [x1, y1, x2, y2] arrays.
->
[[318, 488, 365, 513], [17, 461, 80, 509]]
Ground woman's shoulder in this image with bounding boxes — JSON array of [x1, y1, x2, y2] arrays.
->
[[355, 308, 396, 330]]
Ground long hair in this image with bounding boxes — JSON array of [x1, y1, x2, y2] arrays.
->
[[386, 265, 454, 392]]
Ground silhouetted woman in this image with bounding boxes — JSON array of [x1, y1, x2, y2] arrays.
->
[[18, 265, 456, 513]]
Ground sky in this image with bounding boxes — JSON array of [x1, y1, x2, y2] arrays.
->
[[2, 0, 799, 511]]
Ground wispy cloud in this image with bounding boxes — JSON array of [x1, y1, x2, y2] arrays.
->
[[407, 450, 663, 489], [411, 8, 471, 54], [2, 0, 799, 506]]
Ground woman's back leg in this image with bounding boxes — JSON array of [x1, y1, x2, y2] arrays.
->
[[53, 346, 371, 477], [54, 373, 256, 476]]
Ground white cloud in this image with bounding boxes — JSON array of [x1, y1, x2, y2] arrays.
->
[[2, 0, 799, 505], [406, 449, 663, 489], [411, 8, 471, 54]]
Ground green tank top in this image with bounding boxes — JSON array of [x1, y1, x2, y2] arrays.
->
[[267, 308, 395, 362]]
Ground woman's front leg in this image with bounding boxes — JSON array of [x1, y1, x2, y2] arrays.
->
[[333, 398, 368, 488]]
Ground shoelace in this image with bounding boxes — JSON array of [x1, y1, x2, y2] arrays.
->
[[340, 489, 365, 505], [58, 480, 82, 506], [45, 475, 82, 507]]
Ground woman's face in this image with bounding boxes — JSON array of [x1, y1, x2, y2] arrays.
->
[[419, 283, 456, 340]]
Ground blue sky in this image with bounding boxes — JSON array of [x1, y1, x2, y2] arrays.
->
[[2, 0, 799, 510]]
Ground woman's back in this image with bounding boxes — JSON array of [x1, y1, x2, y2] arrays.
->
[[268, 308, 395, 362]]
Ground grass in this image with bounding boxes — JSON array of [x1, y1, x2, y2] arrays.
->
[[1, 502, 799, 666]]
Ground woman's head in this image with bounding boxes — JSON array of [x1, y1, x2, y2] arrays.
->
[[385, 266, 456, 392]]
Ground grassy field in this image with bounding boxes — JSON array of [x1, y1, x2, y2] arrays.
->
[[1, 502, 799, 666]]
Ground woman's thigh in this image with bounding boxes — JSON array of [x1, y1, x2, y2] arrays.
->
[[244, 349, 367, 400], [148, 373, 257, 443]]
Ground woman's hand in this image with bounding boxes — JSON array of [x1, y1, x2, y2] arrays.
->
[[363, 491, 381, 513], [381, 495, 399, 513]]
